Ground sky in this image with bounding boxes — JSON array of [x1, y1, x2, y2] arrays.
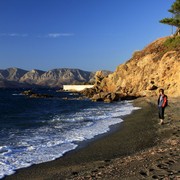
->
[[0, 0, 175, 72]]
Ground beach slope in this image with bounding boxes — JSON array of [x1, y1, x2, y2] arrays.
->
[[4, 97, 179, 179]]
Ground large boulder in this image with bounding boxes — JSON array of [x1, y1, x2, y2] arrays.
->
[[91, 92, 120, 103]]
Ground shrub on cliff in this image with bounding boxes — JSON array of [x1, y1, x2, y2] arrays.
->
[[163, 35, 180, 50]]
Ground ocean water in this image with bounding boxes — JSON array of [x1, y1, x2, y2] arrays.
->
[[0, 89, 140, 179]]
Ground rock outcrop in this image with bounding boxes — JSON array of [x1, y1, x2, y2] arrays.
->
[[83, 36, 180, 101], [21, 90, 53, 98]]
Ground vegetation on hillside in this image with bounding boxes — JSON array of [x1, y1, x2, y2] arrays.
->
[[130, 36, 180, 62], [163, 35, 180, 50], [131, 1, 180, 62]]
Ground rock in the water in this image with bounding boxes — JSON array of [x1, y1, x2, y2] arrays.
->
[[21, 90, 34, 96], [21, 90, 53, 98]]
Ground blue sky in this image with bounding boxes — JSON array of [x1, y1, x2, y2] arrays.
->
[[0, 0, 175, 71]]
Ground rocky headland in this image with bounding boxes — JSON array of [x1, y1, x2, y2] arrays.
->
[[82, 36, 180, 102]]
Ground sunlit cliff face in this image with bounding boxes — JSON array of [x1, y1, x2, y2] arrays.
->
[[95, 37, 180, 97]]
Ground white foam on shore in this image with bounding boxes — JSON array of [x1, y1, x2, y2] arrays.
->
[[0, 101, 140, 179]]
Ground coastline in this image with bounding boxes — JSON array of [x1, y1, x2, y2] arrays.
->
[[4, 97, 180, 180]]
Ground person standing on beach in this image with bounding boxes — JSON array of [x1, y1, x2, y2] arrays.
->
[[158, 89, 167, 125]]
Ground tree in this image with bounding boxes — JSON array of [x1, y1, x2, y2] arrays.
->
[[160, 0, 180, 36]]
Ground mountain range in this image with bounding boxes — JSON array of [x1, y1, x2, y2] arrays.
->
[[0, 68, 111, 88]]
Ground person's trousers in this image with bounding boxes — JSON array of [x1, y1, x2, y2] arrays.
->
[[158, 107, 165, 119]]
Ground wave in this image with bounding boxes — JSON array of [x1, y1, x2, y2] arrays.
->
[[0, 101, 140, 179], [12, 93, 23, 96]]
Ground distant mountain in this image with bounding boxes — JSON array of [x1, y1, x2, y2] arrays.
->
[[37, 68, 92, 87], [20, 69, 45, 84], [0, 68, 112, 88], [0, 68, 28, 81]]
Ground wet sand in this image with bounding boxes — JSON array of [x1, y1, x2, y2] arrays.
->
[[4, 97, 180, 180]]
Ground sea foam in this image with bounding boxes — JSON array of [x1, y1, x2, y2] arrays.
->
[[0, 101, 140, 179]]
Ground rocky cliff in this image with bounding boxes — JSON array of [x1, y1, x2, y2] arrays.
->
[[84, 36, 180, 100], [0, 68, 112, 88]]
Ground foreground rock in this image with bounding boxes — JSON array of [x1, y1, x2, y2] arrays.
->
[[91, 92, 119, 102], [81, 71, 139, 102]]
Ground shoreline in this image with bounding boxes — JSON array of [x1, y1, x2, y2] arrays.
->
[[4, 97, 180, 179]]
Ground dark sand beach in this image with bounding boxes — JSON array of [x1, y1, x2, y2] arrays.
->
[[4, 97, 180, 180]]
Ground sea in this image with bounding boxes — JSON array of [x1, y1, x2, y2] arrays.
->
[[0, 88, 140, 179]]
